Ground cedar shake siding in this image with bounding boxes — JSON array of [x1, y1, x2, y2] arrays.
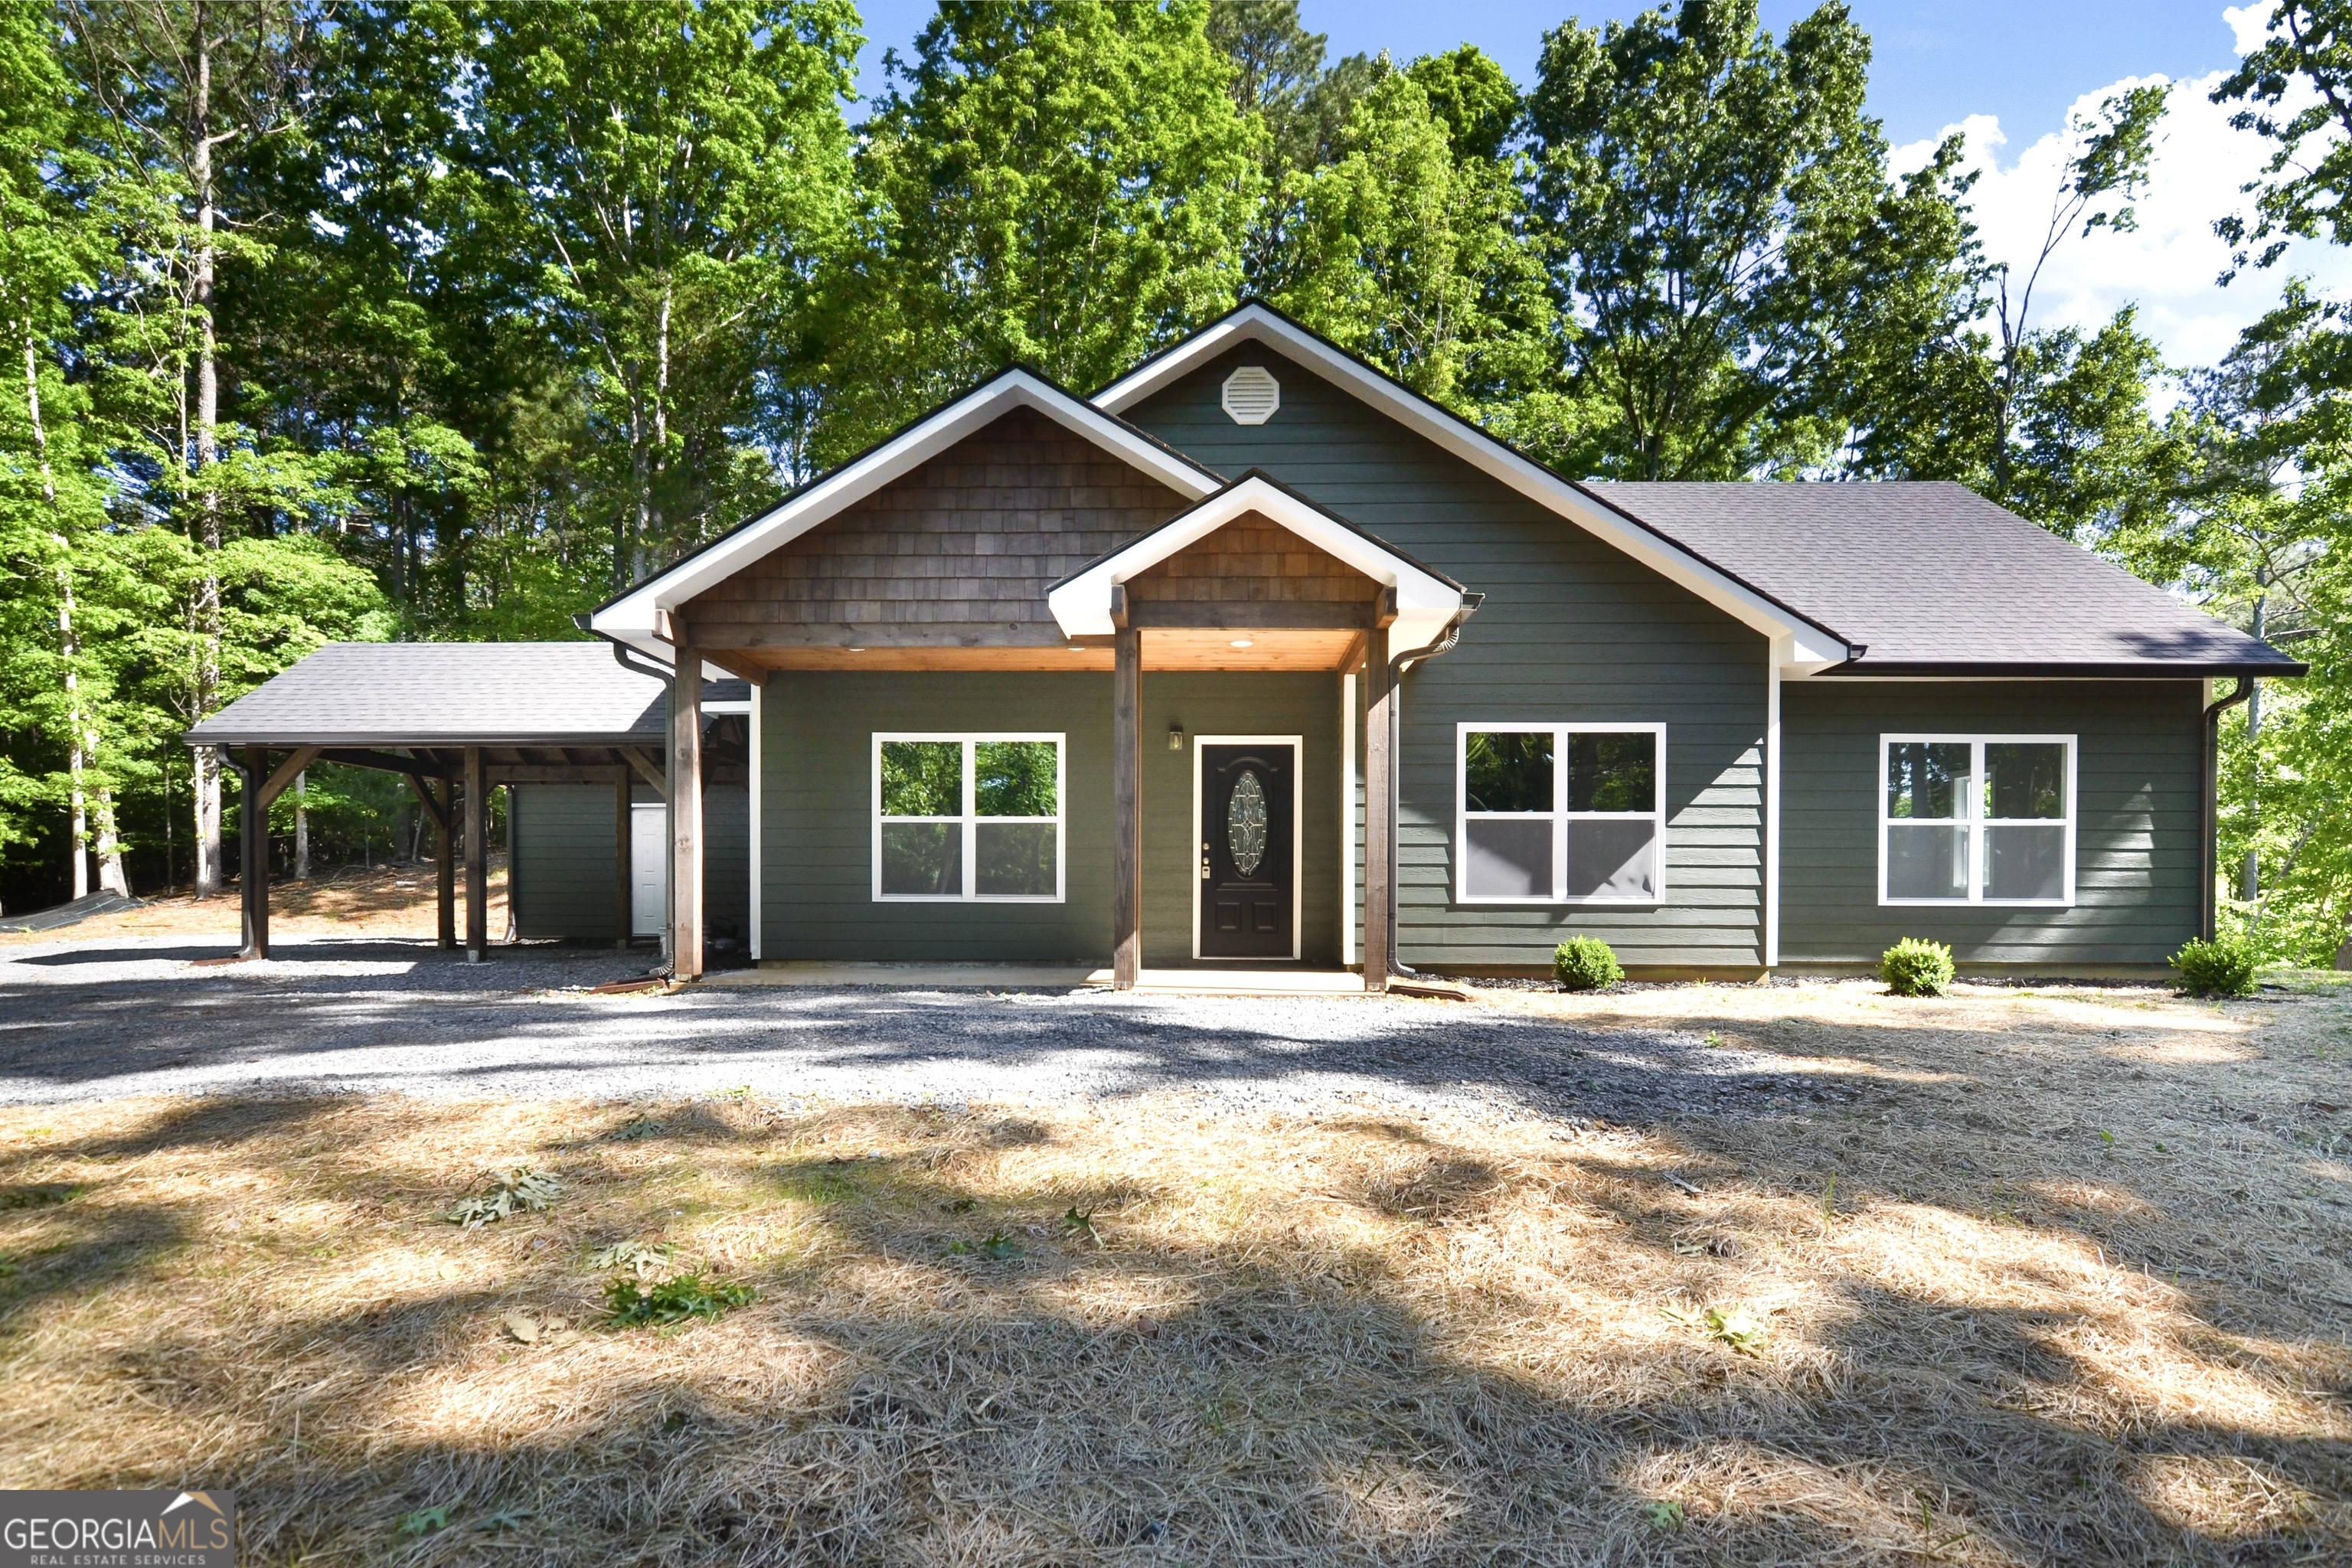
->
[[1780, 680, 2204, 970], [682, 407, 1195, 655], [1122, 346, 1770, 974]]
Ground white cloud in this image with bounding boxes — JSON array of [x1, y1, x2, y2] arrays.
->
[[1891, 8, 2352, 373], [2225, 2, 2276, 57]]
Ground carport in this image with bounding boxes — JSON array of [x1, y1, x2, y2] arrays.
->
[[184, 642, 744, 962]]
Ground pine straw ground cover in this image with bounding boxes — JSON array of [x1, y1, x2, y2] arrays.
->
[[2, 980, 2350, 1565]]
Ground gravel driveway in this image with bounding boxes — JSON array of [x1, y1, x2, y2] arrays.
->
[[0, 936, 1870, 1119]]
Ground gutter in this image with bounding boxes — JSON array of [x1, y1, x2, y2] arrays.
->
[[575, 612, 677, 683], [1384, 593, 1485, 980], [2202, 678, 2254, 942]]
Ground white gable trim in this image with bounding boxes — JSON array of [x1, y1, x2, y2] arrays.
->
[[1047, 475, 1467, 654], [589, 371, 1221, 657], [1093, 307, 1851, 669]]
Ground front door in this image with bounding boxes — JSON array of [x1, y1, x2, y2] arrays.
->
[[1198, 741, 1296, 959]]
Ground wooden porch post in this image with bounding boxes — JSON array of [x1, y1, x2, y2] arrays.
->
[[1361, 629, 1392, 993], [238, 744, 270, 960], [434, 777, 456, 951], [615, 766, 633, 948], [1112, 627, 1142, 989], [464, 746, 488, 961], [671, 636, 704, 979]]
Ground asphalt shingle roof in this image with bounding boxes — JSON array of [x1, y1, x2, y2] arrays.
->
[[1581, 479, 2300, 675], [185, 642, 745, 746]]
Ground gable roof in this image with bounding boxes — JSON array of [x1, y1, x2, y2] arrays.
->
[[589, 367, 1223, 659], [1583, 482, 2304, 677], [1092, 301, 1854, 670], [185, 642, 748, 748], [1047, 471, 1470, 652]]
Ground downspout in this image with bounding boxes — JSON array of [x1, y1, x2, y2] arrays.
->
[[1387, 593, 1484, 978], [2203, 677, 2252, 942]]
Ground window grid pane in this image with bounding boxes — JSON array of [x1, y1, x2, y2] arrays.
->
[[1883, 737, 2070, 905], [878, 737, 1061, 901], [1461, 724, 1664, 904]]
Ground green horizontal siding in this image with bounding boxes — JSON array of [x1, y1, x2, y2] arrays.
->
[[1127, 348, 1768, 971], [1779, 681, 2203, 965], [512, 786, 619, 942], [759, 670, 1346, 965]]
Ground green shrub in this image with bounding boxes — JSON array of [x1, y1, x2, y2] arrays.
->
[[1879, 938, 1955, 997], [1553, 936, 1624, 991], [2171, 936, 2258, 998], [603, 1272, 755, 1328]]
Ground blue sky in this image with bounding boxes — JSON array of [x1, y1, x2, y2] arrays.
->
[[843, 3, 2344, 371]]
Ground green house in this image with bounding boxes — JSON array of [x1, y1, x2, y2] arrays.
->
[[198, 305, 2301, 984]]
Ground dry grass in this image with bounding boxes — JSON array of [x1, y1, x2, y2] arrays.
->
[[2, 978, 2350, 1564], [0, 860, 507, 946]]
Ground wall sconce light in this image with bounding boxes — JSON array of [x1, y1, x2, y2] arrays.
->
[[1168, 724, 1186, 751]]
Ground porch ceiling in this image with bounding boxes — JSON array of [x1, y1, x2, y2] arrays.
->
[[730, 626, 1364, 674]]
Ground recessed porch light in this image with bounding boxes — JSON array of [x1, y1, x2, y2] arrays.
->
[[1229, 639, 1254, 649]]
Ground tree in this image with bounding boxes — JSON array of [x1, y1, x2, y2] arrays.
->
[[2212, 1, 2352, 277], [1522, 0, 1981, 480], [57, 0, 328, 897], [1269, 57, 1547, 416], [818, 0, 1257, 453], [448, 0, 859, 588]]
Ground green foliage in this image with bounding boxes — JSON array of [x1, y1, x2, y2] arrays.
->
[[2171, 936, 2259, 998], [816, 0, 1256, 456], [603, 1272, 755, 1328], [1521, 0, 1978, 479], [1662, 1300, 1769, 1355], [1552, 936, 1624, 991], [1880, 938, 1955, 997]]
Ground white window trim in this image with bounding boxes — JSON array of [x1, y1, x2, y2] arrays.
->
[[1877, 733, 2076, 908], [1454, 721, 1668, 906], [872, 732, 1066, 903], [1191, 735, 1305, 962]]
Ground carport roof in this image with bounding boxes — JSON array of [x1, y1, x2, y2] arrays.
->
[[184, 642, 748, 748]]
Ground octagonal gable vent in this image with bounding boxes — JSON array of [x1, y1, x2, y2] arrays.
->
[[1221, 364, 1280, 425]]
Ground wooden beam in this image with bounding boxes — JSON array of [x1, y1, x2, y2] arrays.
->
[[1362, 627, 1392, 994], [239, 744, 270, 960], [405, 771, 449, 833], [257, 746, 322, 809], [485, 765, 636, 786], [615, 768, 633, 949], [694, 646, 767, 684], [676, 620, 1080, 650], [621, 746, 668, 801], [313, 747, 441, 777], [434, 776, 455, 951], [464, 746, 488, 961], [1125, 599, 1374, 630], [1112, 628, 1142, 990], [1374, 586, 1399, 629], [1109, 583, 1130, 631], [671, 631, 704, 979]]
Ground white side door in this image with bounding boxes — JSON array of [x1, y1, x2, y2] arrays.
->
[[631, 802, 668, 936]]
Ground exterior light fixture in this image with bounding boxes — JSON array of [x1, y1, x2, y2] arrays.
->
[[1168, 724, 1185, 751], [1229, 638, 1254, 649]]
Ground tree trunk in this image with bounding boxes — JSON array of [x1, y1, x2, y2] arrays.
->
[[28, 332, 92, 903], [295, 769, 309, 880], [94, 789, 129, 897], [191, 5, 226, 898]]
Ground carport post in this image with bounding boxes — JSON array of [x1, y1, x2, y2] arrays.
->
[[464, 746, 488, 961], [1361, 629, 1392, 994], [670, 635, 704, 980], [614, 766, 632, 948], [1112, 627, 1141, 990], [434, 776, 456, 950], [238, 744, 270, 961]]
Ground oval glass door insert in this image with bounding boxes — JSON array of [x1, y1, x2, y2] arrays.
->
[[1228, 769, 1269, 876]]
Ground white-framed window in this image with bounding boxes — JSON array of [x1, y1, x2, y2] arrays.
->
[[1880, 733, 2075, 906], [873, 733, 1064, 902], [1455, 722, 1666, 904]]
